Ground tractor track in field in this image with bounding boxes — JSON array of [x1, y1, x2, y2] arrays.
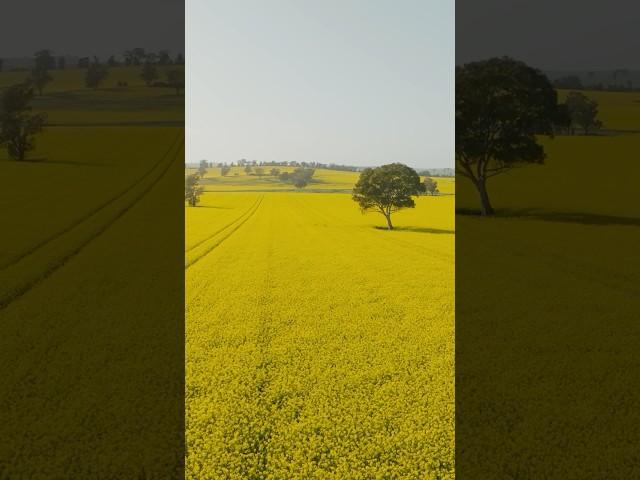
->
[[185, 196, 264, 270], [185, 196, 263, 254], [0, 136, 184, 312], [0, 132, 184, 272]]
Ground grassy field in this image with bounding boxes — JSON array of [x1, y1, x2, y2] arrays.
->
[[456, 89, 640, 477], [186, 172, 455, 478], [0, 66, 184, 477]]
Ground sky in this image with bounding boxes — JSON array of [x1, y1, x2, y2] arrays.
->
[[0, 0, 184, 59], [187, 0, 454, 169], [456, 0, 640, 71]]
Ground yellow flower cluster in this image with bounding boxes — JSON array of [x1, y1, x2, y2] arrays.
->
[[186, 187, 454, 479]]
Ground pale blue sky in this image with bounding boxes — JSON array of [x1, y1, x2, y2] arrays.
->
[[187, 0, 453, 169]]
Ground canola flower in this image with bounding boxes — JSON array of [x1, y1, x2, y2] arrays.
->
[[186, 187, 454, 479]]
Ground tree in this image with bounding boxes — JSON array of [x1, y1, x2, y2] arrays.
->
[[352, 163, 424, 230], [141, 62, 159, 86], [158, 50, 172, 66], [198, 160, 208, 176], [85, 59, 109, 88], [270, 168, 280, 176], [107, 55, 118, 67], [35, 49, 56, 70], [123, 50, 133, 66], [456, 57, 558, 215], [175, 53, 184, 65], [278, 167, 314, 188], [30, 50, 55, 95], [29, 68, 52, 96], [254, 167, 265, 176], [185, 172, 204, 206], [244, 165, 253, 175], [564, 91, 603, 135], [553, 103, 573, 135], [132, 48, 146, 65], [0, 83, 47, 161], [77, 57, 90, 68], [423, 177, 439, 195], [290, 167, 315, 188], [57, 57, 66, 70], [166, 69, 184, 95], [221, 165, 231, 176]]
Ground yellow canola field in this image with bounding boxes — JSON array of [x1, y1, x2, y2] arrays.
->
[[186, 191, 454, 479]]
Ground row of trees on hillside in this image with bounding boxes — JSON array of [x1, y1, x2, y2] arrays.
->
[[553, 72, 639, 92], [200, 158, 362, 171], [14, 50, 184, 95], [0, 49, 184, 72]]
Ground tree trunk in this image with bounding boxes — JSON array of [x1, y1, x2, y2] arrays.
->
[[385, 213, 393, 230], [475, 179, 494, 216]]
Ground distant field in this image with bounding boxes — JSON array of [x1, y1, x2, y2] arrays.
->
[[186, 169, 455, 478], [187, 165, 455, 195]]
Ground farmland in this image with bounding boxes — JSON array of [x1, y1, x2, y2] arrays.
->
[[456, 89, 640, 478], [0, 66, 184, 477], [186, 171, 455, 478]]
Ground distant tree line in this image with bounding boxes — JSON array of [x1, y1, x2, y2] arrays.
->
[[0, 49, 184, 94], [417, 167, 454, 177], [225, 159, 363, 171], [553, 71, 639, 92], [77, 49, 183, 69], [0, 50, 183, 72], [193, 159, 448, 174]]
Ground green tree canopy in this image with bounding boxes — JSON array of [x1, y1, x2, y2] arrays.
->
[[352, 163, 424, 230], [564, 91, 603, 135], [166, 69, 184, 95], [0, 83, 47, 161], [185, 172, 204, 206], [423, 177, 439, 196], [456, 57, 558, 215], [85, 59, 109, 89], [141, 62, 159, 86]]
